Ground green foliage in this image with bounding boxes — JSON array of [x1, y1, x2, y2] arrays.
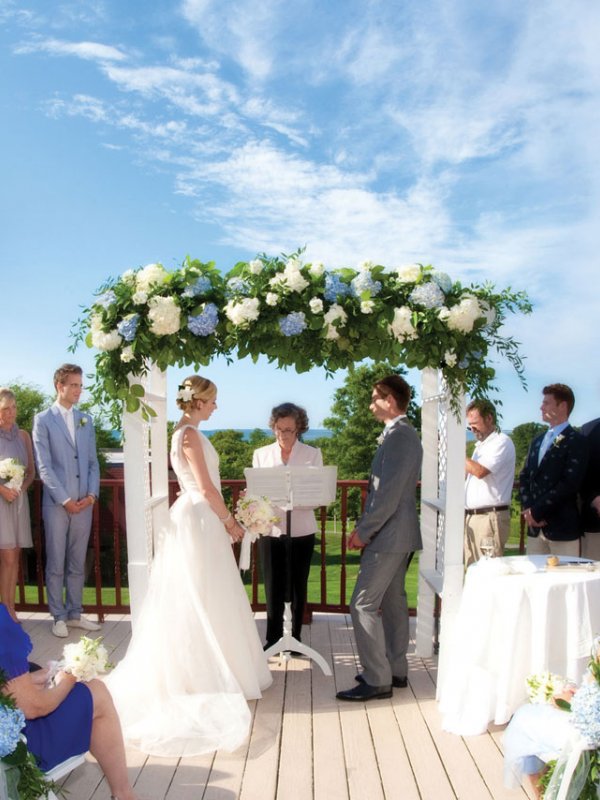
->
[[5, 382, 50, 434], [510, 421, 547, 474], [209, 430, 252, 480]]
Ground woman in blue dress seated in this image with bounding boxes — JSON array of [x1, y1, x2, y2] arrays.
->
[[0, 604, 144, 800]]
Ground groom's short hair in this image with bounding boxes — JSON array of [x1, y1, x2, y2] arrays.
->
[[53, 363, 82, 390], [373, 375, 411, 413]]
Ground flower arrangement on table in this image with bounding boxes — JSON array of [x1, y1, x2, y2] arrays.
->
[[234, 495, 280, 571], [0, 458, 25, 492], [71, 251, 531, 426], [0, 670, 58, 800], [526, 642, 600, 799]]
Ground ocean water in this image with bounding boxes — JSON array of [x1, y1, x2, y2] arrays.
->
[[203, 428, 332, 441]]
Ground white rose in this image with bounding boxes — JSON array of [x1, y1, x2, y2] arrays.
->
[[120, 345, 135, 363], [136, 263, 167, 293], [323, 303, 347, 339], [121, 269, 136, 284], [148, 296, 181, 335], [396, 264, 421, 283], [360, 300, 375, 314], [358, 260, 374, 270], [265, 292, 279, 307], [270, 262, 309, 293], [248, 259, 264, 274], [444, 351, 457, 367], [132, 291, 148, 305], [388, 306, 417, 342], [438, 306, 451, 322], [309, 297, 324, 314], [309, 261, 325, 277], [225, 297, 260, 326]]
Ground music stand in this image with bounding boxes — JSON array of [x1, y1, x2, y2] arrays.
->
[[244, 465, 337, 676]]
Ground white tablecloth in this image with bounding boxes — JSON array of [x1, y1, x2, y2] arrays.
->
[[438, 555, 600, 736]]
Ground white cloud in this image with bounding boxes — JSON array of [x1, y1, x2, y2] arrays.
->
[[15, 37, 126, 61]]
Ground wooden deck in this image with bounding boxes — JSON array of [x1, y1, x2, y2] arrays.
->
[[19, 612, 534, 800]]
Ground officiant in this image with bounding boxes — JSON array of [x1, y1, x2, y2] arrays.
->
[[252, 403, 323, 651]]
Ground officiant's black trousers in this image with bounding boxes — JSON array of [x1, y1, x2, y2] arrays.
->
[[259, 533, 315, 646]]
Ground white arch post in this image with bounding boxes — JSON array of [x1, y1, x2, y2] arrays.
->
[[122, 364, 170, 626], [415, 368, 465, 697]]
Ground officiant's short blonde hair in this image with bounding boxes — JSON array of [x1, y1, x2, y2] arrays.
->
[[176, 375, 216, 410], [0, 388, 16, 409]]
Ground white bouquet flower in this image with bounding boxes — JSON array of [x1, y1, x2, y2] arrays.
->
[[48, 636, 113, 684], [526, 671, 569, 704], [0, 458, 25, 491], [235, 495, 280, 541]]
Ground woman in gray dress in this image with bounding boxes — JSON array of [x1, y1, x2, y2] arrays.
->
[[0, 387, 35, 620]]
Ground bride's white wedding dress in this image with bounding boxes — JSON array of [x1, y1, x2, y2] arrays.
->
[[105, 425, 272, 757]]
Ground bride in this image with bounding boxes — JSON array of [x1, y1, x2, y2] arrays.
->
[[106, 375, 272, 757]]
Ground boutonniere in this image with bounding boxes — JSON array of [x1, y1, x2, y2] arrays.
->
[[553, 434, 565, 448], [376, 432, 385, 445], [79, 416, 88, 427]]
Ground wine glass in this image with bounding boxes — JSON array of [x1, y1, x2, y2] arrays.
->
[[480, 536, 495, 560]]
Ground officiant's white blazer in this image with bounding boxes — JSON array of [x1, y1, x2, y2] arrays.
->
[[252, 440, 323, 537]]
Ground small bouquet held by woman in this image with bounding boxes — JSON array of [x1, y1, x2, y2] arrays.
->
[[47, 635, 113, 686], [235, 495, 280, 570], [0, 458, 25, 492]]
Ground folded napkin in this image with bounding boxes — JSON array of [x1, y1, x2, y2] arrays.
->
[[502, 557, 539, 575]]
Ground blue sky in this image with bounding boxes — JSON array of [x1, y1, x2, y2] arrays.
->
[[1, 0, 598, 431]]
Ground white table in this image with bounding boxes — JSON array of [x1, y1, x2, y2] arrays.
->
[[438, 555, 600, 736]]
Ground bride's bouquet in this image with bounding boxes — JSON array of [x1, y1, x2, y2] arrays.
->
[[235, 495, 280, 571], [0, 458, 25, 492], [47, 636, 113, 685]]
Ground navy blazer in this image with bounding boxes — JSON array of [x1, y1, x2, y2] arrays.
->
[[580, 418, 600, 533], [519, 424, 589, 540]]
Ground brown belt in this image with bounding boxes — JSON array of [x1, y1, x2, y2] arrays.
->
[[465, 505, 510, 515]]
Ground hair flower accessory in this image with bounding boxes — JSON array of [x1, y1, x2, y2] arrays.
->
[[176, 385, 195, 402]]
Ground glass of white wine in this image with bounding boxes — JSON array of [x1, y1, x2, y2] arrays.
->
[[480, 536, 495, 560]]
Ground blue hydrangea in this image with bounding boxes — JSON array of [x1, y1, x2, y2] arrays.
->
[[409, 282, 445, 308], [116, 314, 139, 342], [182, 276, 212, 298], [187, 303, 219, 336], [95, 290, 117, 308], [571, 682, 600, 747], [226, 277, 250, 296], [0, 704, 26, 758], [351, 271, 382, 297], [430, 270, 453, 293], [279, 311, 307, 336], [324, 274, 352, 302]]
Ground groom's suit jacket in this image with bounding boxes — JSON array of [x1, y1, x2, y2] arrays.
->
[[33, 405, 100, 507], [519, 424, 588, 541], [356, 418, 423, 553]]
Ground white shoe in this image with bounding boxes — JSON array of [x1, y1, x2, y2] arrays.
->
[[52, 620, 68, 638], [66, 616, 101, 632]]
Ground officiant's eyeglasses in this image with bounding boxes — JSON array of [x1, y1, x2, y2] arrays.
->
[[274, 427, 297, 434]]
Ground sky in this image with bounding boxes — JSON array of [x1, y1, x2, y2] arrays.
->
[[1, 0, 599, 431]]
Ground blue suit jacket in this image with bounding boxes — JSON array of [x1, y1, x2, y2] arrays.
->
[[519, 424, 589, 540], [356, 418, 423, 553], [32, 406, 100, 507]]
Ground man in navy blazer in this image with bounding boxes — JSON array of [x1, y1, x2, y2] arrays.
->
[[519, 383, 588, 557], [337, 375, 422, 701], [580, 416, 600, 560], [33, 364, 101, 637]]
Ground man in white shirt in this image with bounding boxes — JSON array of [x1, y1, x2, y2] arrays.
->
[[33, 364, 100, 637], [464, 399, 516, 566]]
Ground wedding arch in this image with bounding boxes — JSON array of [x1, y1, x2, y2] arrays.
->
[[73, 252, 531, 670]]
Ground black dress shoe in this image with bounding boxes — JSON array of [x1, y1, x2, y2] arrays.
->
[[355, 673, 408, 688], [336, 682, 393, 701]]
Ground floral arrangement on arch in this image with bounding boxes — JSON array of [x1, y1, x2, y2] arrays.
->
[[71, 251, 531, 424]]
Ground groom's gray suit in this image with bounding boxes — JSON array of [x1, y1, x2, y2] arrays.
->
[[351, 418, 423, 687], [33, 405, 100, 621]]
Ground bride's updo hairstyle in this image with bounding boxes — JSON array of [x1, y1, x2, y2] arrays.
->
[[175, 375, 216, 411]]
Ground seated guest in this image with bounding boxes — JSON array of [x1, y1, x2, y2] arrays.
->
[[0, 604, 144, 800]]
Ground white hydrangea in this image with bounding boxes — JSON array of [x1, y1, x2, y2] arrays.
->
[[309, 297, 324, 314], [136, 263, 167, 293], [388, 306, 417, 342], [265, 292, 279, 307], [360, 300, 375, 314], [396, 264, 421, 283], [132, 291, 148, 305], [120, 345, 135, 363], [248, 259, 264, 275], [148, 296, 181, 335], [90, 314, 122, 351], [225, 297, 260, 326], [308, 261, 325, 277], [269, 260, 309, 293], [323, 303, 347, 339], [446, 296, 482, 333]]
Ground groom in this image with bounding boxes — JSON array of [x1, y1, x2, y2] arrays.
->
[[337, 375, 423, 701], [33, 364, 100, 637]]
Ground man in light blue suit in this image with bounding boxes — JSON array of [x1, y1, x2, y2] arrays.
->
[[33, 364, 101, 637], [337, 375, 423, 701]]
